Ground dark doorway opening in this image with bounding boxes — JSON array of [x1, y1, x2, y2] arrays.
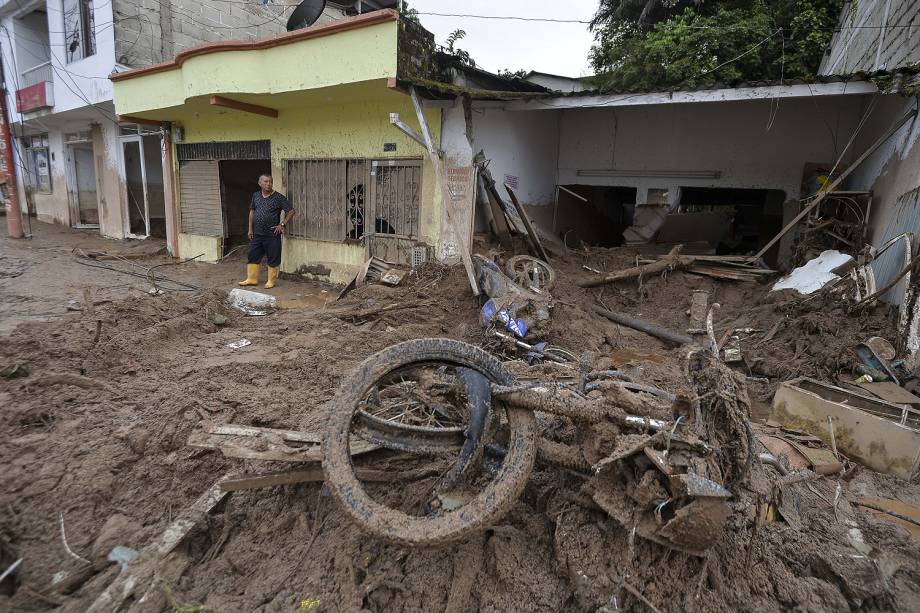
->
[[555, 185, 637, 248], [220, 159, 271, 254], [677, 187, 786, 266]]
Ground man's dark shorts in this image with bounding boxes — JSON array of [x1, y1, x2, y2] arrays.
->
[[248, 234, 282, 267]]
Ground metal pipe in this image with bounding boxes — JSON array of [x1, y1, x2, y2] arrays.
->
[[593, 306, 694, 345], [758, 453, 788, 475]]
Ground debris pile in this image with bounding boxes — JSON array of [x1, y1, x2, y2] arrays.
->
[[2, 241, 920, 611]]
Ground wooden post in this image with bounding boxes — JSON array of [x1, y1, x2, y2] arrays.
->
[[408, 86, 480, 296]]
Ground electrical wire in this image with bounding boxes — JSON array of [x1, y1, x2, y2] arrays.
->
[[72, 248, 202, 292]]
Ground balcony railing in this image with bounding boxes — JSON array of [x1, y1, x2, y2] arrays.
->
[[16, 62, 53, 113], [20, 61, 52, 88]]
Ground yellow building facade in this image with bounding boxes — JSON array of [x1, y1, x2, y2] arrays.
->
[[111, 10, 461, 284]]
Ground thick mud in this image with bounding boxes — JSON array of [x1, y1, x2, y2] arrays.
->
[[2, 245, 919, 611]]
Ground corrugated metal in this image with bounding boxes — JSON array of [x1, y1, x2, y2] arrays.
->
[[871, 187, 920, 304], [176, 140, 270, 161], [178, 160, 224, 236]]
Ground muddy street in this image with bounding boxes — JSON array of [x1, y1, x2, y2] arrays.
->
[[1, 226, 919, 612]]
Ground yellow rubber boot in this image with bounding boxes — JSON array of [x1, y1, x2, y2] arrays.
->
[[238, 263, 260, 286], [264, 266, 279, 289]]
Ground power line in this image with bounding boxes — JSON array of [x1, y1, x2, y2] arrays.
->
[[415, 11, 919, 32], [417, 13, 591, 24]]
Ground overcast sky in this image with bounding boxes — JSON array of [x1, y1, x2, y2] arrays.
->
[[407, 1, 600, 77]]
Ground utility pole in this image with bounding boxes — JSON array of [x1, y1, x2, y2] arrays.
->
[[0, 46, 24, 238]]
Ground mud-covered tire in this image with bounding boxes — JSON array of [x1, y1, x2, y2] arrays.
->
[[322, 338, 538, 546], [505, 255, 556, 292]]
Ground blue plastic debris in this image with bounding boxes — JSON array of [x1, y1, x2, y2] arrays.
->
[[481, 299, 529, 338]]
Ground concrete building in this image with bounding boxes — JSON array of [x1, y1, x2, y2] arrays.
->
[[0, 0, 364, 245], [110, 10, 471, 283]]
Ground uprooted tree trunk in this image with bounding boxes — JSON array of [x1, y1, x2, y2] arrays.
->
[[578, 245, 694, 288]]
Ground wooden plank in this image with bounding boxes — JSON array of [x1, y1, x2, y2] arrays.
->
[[504, 183, 550, 262], [476, 172, 512, 250], [207, 424, 322, 442], [221, 468, 325, 491], [187, 425, 378, 463], [220, 466, 444, 492]]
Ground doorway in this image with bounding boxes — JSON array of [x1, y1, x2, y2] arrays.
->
[[67, 141, 98, 227], [121, 130, 166, 237], [677, 187, 786, 265], [219, 159, 271, 254]]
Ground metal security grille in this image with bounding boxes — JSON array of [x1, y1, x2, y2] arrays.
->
[[366, 159, 422, 264], [178, 160, 223, 236], [177, 140, 270, 161], [285, 158, 422, 257]]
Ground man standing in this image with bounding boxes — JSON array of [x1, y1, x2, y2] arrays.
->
[[239, 173, 295, 289]]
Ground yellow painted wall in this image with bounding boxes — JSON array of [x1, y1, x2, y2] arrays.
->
[[174, 87, 442, 281], [113, 22, 399, 116], [178, 233, 223, 262], [282, 237, 367, 284]]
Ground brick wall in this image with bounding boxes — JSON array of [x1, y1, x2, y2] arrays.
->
[[113, 0, 346, 67], [821, 0, 920, 75]]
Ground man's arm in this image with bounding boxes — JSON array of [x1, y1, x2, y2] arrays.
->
[[247, 209, 254, 240], [272, 197, 295, 235]]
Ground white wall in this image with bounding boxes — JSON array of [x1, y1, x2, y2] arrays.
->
[[43, 0, 116, 115], [470, 104, 560, 208], [554, 95, 873, 204], [13, 10, 49, 73]]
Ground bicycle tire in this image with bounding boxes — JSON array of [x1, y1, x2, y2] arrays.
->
[[322, 338, 539, 546]]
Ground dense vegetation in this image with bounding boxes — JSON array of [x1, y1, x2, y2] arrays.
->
[[589, 0, 845, 90]]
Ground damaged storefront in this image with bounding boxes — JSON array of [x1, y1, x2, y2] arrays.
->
[[109, 11, 477, 284]]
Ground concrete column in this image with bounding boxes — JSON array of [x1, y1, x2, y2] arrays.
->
[[92, 122, 126, 239]]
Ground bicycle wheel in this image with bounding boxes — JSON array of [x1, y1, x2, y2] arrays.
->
[[506, 255, 556, 292], [322, 338, 538, 546]]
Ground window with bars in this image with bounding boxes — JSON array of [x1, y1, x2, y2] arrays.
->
[[285, 158, 422, 243]]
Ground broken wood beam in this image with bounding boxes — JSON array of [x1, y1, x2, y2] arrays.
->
[[593, 306, 694, 345], [504, 184, 550, 262], [754, 108, 918, 259], [579, 245, 690, 288], [220, 466, 444, 492], [476, 170, 513, 250]]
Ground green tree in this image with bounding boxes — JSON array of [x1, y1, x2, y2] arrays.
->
[[589, 0, 844, 91]]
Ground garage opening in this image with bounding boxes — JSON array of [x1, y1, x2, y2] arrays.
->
[[220, 159, 271, 251], [554, 185, 637, 248], [176, 140, 272, 257]]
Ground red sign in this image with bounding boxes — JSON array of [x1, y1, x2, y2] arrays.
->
[[16, 82, 51, 113]]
